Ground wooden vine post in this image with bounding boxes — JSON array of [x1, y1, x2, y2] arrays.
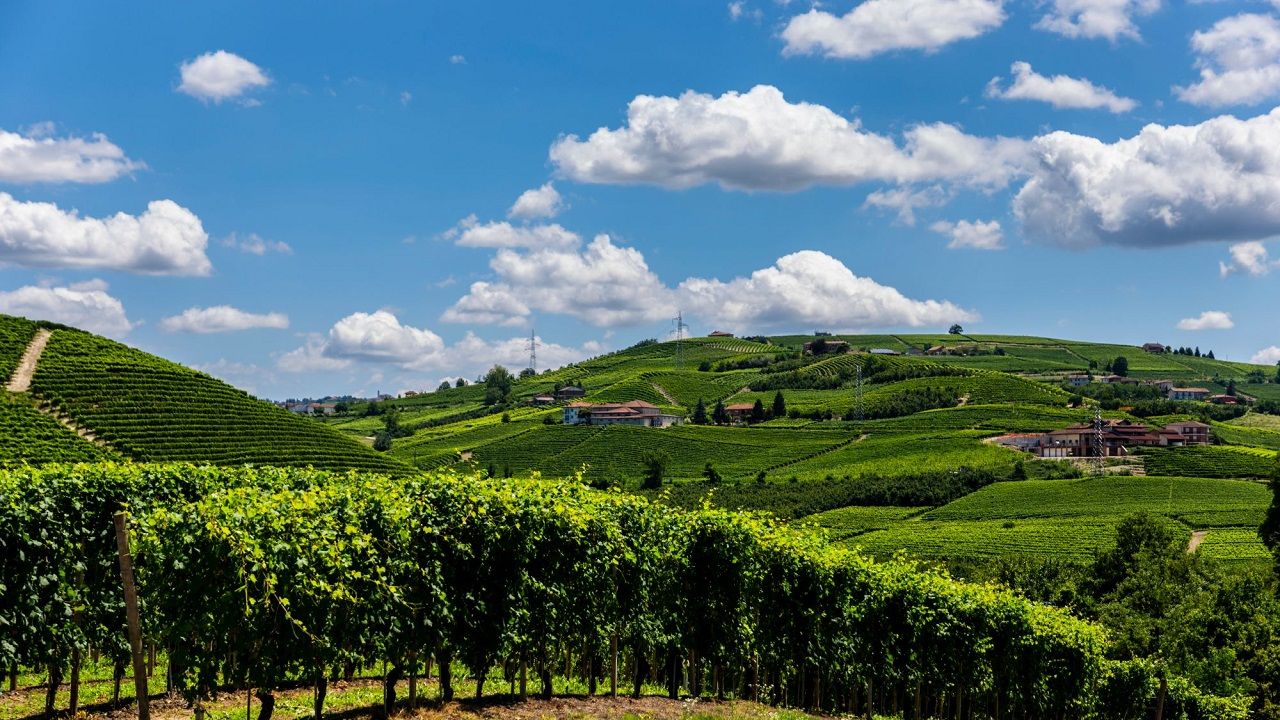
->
[[113, 512, 150, 720]]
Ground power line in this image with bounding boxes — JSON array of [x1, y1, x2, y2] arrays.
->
[[527, 328, 537, 375], [1093, 405, 1105, 476], [672, 311, 688, 369]]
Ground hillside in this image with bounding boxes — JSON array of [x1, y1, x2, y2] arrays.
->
[[334, 331, 1280, 567], [0, 314, 409, 474]]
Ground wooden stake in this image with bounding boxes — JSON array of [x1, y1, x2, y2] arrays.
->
[[609, 634, 618, 697], [114, 512, 150, 720]]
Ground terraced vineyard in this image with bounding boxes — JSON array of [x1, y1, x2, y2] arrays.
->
[[848, 517, 1162, 562], [0, 394, 117, 465], [26, 328, 409, 473], [0, 314, 37, 382], [1138, 445, 1276, 478]]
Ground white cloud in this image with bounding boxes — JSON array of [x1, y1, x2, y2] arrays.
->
[[0, 193, 211, 275], [449, 54, 467, 65], [0, 127, 143, 183], [443, 234, 675, 327], [445, 216, 581, 250], [0, 280, 132, 337], [276, 336, 352, 373], [279, 311, 598, 378], [1013, 107, 1280, 248], [678, 250, 977, 332], [930, 219, 1005, 250], [325, 310, 445, 364], [1252, 346, 1280, 364], [728, 1, 762, 21], [400, 90, 413, 106], [1177, 310, 1234, 330], [221, 232, 292, 255], [178, 50, 270, 104], [508, 183, 566, 220], [1220, 240, 1280, 277], [985, 61, 1136, 113], [1176, 14, 1280, 107], [550, 85, 1029, 191], [1035, 0, 1160, 41], [863, 185, 951, 225], [160, 306, 289, 333], [780, 0, 1005, 59]]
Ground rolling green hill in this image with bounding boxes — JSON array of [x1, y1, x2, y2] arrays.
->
[[0, 314, 409, 473]]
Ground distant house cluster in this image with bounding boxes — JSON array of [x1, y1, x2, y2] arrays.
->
[[563, 400, 683, 428], [1062, 373, 1239, 404], [995, 419, 1211, 459], [282, 401, 337, 415]]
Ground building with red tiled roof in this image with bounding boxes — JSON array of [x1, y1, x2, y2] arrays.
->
[[563, 400, 683, 427]]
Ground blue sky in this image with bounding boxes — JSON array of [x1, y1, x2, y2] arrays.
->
[[3, 0, 1280, 398]]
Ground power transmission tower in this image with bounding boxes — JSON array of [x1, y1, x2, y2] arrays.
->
[[527, 328, 537, 375], [1093, 405, 1105, 476], [672, 311, 689, 369]]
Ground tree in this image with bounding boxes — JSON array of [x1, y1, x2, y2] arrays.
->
[[501, 412, 510, 423], [1226, 379, 1237, 397], [383, 409, 410, 438], [949, 324, 963, 335], [518, 367, 536, 380], [1275, 361, 1280, 384], [749, 399, 766, 424], [702, 463, 722, 485], [1206, 350, 1215, 359], [455, 378, 468, 387], [711, 399, 729, 425], [438, 380, 452, 392], [482, 365, 514, 405], [772, 391, 786, 420], [640, 450, 670, 489], [1010, 460, 1027, 480], [1112, 355, 1129, 377], [1260, 456, 1280, 572], [373, 431, 392, 452], [691, 398, 708, 425], [1195, 346, 1202, 358]]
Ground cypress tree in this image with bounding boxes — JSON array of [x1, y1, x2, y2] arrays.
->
[[772, 391, 786, 419], [692, 397, 708, 425]]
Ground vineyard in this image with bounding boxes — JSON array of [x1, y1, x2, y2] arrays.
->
[[0, 314, 37, 382], [24, 328, 409, 474], [0, 394, 118, 466], [0, 462, 1245, 720], [1136, 445, 1276, 479]]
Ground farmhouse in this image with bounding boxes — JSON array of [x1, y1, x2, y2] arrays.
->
[[1142, 343, 1167, 353], [996, 419, 1211, 458], [1168, 387, 1210, 401], [869, 348, 901, 356], [707, 330, 735, 338], [554, 385, 585, 400], [1208, 394, 1240, 405], [1065, 374, 1091, 387], [724, 402, 756, 423], [563, 401, 682, 428], [531, 394, 556, 405]]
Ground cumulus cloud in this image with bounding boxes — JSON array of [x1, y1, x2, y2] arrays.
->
[[780, 0, 1005, 59], [1176, 13, 1280, 107], [550, 85, 1029, 192], [160, 306, 289, 333], [443, 234, 675, 327], [508, 182, 565, 220], [444, 216, 581, 250], [278, 311, 599, 377], [1252, 346, 1280, 364], [0, 280, 132, 337], [178, 50, 270, 103], [449, 55, 467, 65], [985, 61, 1136, 113], [221, 232, 292, 255], [0, 127, 143, 183], [1013, 107, 1280, 248], [1176, 310, 1234, 330], [1219, 241, 1280, 277], [678, 250, 977, 332], [863, 185, 951, 225], [0, 193, 211, 275], [930, 219, 1005, 250], [325, 310, 445, 364], [1035, 0, 1160, 41]]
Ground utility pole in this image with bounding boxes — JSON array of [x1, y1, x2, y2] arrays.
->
[[672, 311, 689, 369], [1093, 405, 1105, 476], [527, 328, 537, 375]]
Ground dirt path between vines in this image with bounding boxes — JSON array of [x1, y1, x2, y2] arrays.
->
[[1188, 530, 1208, 553], [6, 328, 51, 392], [652, 382, 679, 406]]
